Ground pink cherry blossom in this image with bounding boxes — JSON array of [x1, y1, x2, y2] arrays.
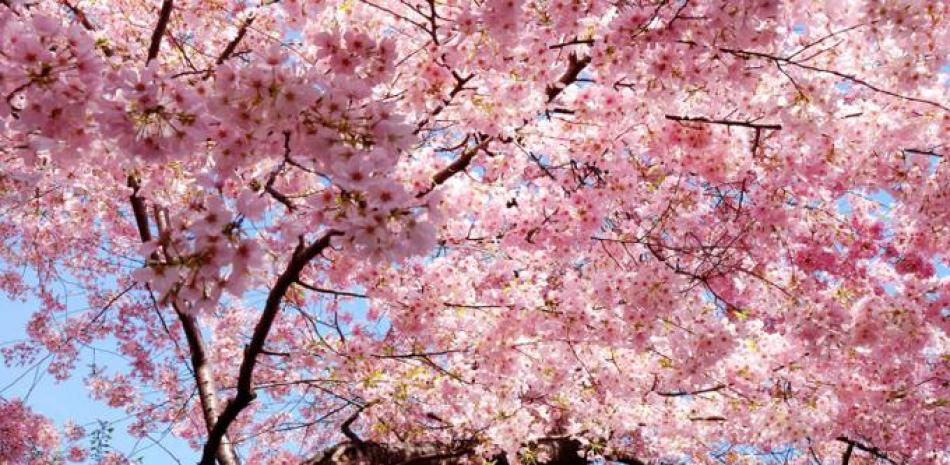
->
[[0, 1, 947, 465]]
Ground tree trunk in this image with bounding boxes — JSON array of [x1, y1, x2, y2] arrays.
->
[[304, 437, 640, 465]]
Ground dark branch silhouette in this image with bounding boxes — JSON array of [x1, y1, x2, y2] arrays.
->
[[146, 0, 174, 64]]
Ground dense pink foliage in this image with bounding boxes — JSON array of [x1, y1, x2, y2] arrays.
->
[[0, 398, 59, 464], [0, 0, 947, 464]]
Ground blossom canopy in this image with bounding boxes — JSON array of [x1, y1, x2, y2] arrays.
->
[[0, 0, 947, 465]]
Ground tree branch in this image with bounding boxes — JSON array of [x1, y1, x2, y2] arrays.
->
[[549, 37, 595, 49], [127, 175, 152, 243], [146, 0, 174, 64], [340, 406, 365, 443], [176, 309, 240, 465], [127, 178, 239, 465], [656, 384, 726, 397], [665, 115, 782, 130], [414, 71, 475, 134], [199, 229, 343, 465], [435, 54, 593, 191], [546, 54, 592, 103], [416, 135, 491, 197], [296, 280, 368, 299], [59, 0, 114, 56], [423, 0, 439, 45], [841, 443, 854, 465], [903, 147, 944, 158], [835, 437, 897, 465], [59, 0, 95, 31], [718, 46, 949, 113], [216, 15, 255, 65], [541, 34, 947, 112]]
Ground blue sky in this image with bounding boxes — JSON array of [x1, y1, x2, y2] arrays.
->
[[0, 292, 197, 464], [0, 275, 372, 464]]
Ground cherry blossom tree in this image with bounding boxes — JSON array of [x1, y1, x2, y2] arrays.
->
[[0, 0, 947, 464]]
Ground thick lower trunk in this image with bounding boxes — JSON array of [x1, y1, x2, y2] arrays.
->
[[177, 310, 240, 465], [304, 437, 638, 465]]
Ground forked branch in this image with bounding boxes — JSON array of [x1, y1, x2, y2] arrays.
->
[[199, 229, 343, 465]]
